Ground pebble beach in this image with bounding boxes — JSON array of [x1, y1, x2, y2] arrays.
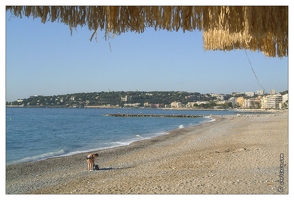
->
[[6, 110, 288, 194]]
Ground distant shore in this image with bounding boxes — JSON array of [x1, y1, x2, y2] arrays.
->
[[6, 105, 284, 113], [6, 110, 288, 194]]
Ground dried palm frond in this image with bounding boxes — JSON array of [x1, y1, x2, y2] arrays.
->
[[6, 6, 288, 57]]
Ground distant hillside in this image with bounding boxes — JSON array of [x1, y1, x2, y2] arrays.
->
[[6, 91, 224, 108]]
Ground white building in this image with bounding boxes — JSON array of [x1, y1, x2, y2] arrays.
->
[[228, 97, 237, 107], [282, 93, 288, 103], [270, 89, 276, 95], [232, 92, 245, 96], [121, 95, 131, 102], [244, 99, 259, 108], [261, 94, 282, 109], [257, 90, 264, 95], [187, 101, 210, 107], [171, 101, 182, 108], [245, 92, 255, 97], [244, 99, 251, 108], [211, 93, 224, 101], [186, 102, 198, 108], [30, 95, 43, 98], [124, 103, 140, 107]]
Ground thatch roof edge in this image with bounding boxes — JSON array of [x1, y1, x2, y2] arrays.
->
[[6, 6, 288, 57]]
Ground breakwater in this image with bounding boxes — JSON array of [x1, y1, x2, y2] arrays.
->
[[105, 113, 204, 118]]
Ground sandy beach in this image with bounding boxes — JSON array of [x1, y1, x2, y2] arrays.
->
[[6, 110, 288, 194]]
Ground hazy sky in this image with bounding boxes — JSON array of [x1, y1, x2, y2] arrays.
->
[[5, 5, 289, 102]]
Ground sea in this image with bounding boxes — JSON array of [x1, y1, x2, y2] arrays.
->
[[6, 107, 243, 165]]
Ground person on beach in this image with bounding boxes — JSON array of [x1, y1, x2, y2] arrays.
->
[[86, 153, 99, 171]]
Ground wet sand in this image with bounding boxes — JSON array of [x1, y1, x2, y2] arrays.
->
[[6, 111, 288, 194]]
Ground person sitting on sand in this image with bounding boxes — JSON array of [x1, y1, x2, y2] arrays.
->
[[86, 153, 99, 171]]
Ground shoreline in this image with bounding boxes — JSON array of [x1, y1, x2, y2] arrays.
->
[[6, 111, 288, 194], [6, 115, 214, 166]]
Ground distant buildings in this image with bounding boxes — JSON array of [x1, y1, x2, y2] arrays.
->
[[245, 92, 255, 97], [210, 93, 224, 100], [171, 101, 182, 108], [231, 89, 287, 109], [124, 103, 140, 107], [232, 92, 244, 97], [121, 95, 132, 102], [257, 90, 264, 95], [244, 98, 260, 109], [186, 102, 198, 108], [143, 102, 160, 108], [283, 93, 288, 104], [228, 97, 237, 107], [236, 97, 245, 107], [261, 94, 283, 109], [232, 91, 255, 97], [234, 96, 260, 109], [7, 90, 288, 110], [30, 95, 43, 98], [186, 101, 211, 108]]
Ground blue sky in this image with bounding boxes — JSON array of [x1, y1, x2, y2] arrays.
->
[[5, 6, 289, 102]]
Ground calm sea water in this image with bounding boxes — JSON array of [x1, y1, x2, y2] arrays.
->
[[6, 108, 238, 164]]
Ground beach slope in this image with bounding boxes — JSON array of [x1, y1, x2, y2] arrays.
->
[[6, 111, 288, 194]]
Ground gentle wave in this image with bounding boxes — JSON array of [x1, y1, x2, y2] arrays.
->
[[109, 131, 167, 147], [8, 149, 67, 164], [59, 131, 169, 157], [178, 125, 184, 129], [7, 108, 228, 164], [7, 122, 209, 164]]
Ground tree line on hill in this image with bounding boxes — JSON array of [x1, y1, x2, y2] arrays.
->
[[7, 90, 287, 109], [7, 91, 229, 108]]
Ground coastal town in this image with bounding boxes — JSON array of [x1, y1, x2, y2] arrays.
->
[[7, 89, 288, 110]]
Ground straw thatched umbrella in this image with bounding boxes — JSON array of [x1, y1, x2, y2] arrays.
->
[[6, 6, 288, 57]]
